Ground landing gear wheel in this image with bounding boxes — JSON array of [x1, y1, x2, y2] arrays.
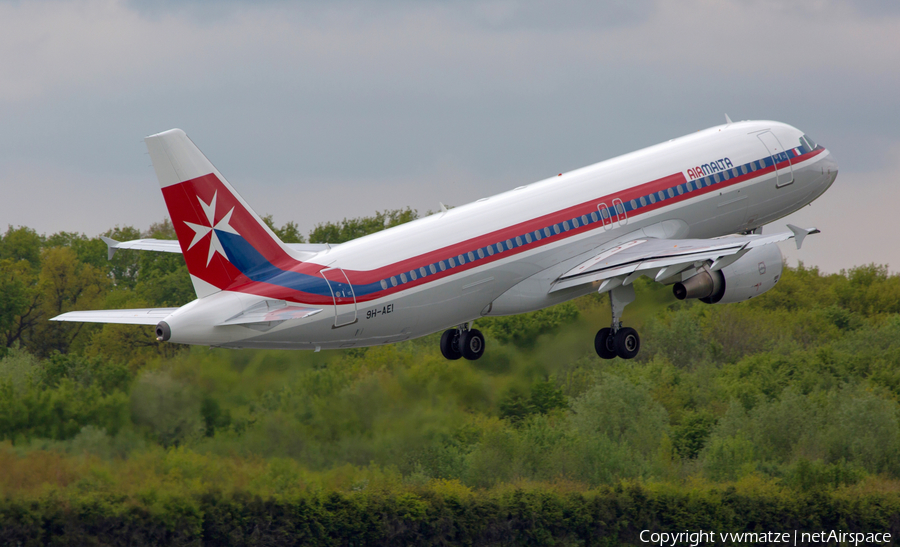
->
[[614, 327, 640, 360], [440, 329, 462, 360], [459, 329, 486, 361], [594, 327, 617, 360]]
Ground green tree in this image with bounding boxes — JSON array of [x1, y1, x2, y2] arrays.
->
[[0, 227, 44, 352], [0, 225, 43, 269], [0, 376, 129, 442], [262, 214, 306, 243], [29, 247, 109, 356], [499, 379, 568, 423], [570, 374, 670, 459], [128, 220, 194, 306], [480, 303, 579, 348], [101, 225, 144, 289], [308, 208, 418, 243], [130, 370, 203, 447], [0, 259, 38, 354], [671, 410, 717, 459]]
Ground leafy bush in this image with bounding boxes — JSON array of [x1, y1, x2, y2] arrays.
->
[[130, 370, 202, 447]]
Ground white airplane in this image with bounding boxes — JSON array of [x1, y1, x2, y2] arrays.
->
[[52, 118, 838, 360]]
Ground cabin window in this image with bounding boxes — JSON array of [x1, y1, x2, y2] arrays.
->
[[380, 280, 388, 290], [400, 273, 407, 283], [390, 276, 398, 287]]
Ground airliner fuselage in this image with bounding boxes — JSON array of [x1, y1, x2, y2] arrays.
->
[[54, 119, 837, 360], [162, 120, 836, 349]]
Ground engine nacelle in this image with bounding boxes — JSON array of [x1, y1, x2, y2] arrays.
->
[[673, 244, 783, 304]]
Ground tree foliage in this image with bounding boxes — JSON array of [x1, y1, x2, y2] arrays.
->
[[1, 216, 900, 538], [308, 208, 418, 243]]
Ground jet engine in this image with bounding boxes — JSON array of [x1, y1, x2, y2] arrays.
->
[[673, 244, 783, 304]]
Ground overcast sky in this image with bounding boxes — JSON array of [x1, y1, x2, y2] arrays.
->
[[1, 0, 897, 273]]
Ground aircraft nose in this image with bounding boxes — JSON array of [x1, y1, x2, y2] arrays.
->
[[819, 149, 838, 191], [825, 149, 838, 174]]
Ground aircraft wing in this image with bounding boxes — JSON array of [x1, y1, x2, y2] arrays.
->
[[101, 237, 335, 260], [50, 308, 178, 325], [550, 224, 818, 293]]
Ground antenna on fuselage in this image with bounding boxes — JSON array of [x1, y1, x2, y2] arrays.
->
[[724, 113, 733, 125]]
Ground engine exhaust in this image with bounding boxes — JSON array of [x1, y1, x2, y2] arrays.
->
[[673, 268, 724, 302], [156, 321, 171, 342]]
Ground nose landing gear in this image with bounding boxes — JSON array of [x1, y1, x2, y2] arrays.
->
[[440, 323, 485, 361], [594, 284, 641, 360]]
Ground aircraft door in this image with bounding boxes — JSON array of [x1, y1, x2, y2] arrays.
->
[[598, 202, 613, 230], [320, 268, 358, 327], [757, 131, 794, 188]]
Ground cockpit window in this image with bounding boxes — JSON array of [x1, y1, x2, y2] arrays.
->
[[801, 134, 818, 150]]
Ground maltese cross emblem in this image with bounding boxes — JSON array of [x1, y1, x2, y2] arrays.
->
[[184, 191, 239, 266]]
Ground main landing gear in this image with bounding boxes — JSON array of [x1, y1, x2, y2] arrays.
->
[[440, 324, 485, 361], [594, 284, 641, 360]]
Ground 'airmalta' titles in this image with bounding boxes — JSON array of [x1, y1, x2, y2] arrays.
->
[[686, 157, 734, 180]]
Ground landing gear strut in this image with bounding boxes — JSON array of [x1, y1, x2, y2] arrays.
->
[[440, 323, 485, 361], [595, 284, 641, 360]]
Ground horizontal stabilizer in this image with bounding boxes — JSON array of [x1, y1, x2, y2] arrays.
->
[[50, 308, 178, 325], [102, 237, 182, 259]]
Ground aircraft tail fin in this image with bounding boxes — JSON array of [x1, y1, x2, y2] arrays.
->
[[145, 129, 301, 298]]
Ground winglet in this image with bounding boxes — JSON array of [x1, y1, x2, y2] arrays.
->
[[100, 236, 120, 260], [786, 225, 820, 250]]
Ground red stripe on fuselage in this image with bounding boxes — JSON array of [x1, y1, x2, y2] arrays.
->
[[227, 147, 825, 304]]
